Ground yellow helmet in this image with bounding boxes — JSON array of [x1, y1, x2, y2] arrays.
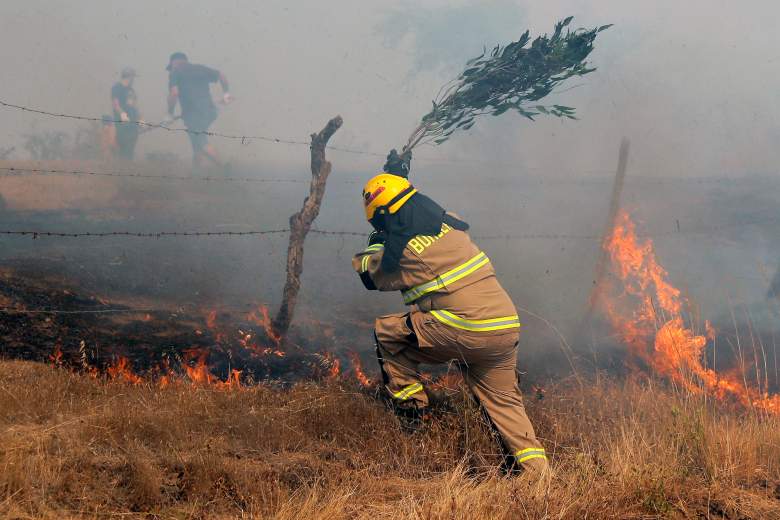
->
[[362, 174, 417, 221]]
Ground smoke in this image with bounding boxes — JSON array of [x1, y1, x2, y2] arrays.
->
[[377, 0, 526, 74], [1, 1, 780, 363]]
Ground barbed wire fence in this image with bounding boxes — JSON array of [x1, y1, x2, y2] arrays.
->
[[7, 98, 780, 181], [2, 99, 780, 320], [4, 164, 778, 186], [1, 213, 778, 241], [0, 165, 344, 184], [3, 98, 779, 239]]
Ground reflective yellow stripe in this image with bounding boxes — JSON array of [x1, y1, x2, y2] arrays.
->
[[430, 310, 521, 332], [363, 244, 384, 254], [518, 453, 547, 463], [359, 245, 383, 273], [514, 447, 547, 463], [402, 252, 490, 304], [392, 382, 424, 401]]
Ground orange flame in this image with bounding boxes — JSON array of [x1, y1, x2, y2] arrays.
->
[[205, 309, 228, 344], [183, 349, 219, 385], [322, 352, 341, 380], [603, 211, 779, 414], [238, 304, 285, 358], [238, 329, 286, 358], [181, 349, 243, 390], [48, 345, 63, 365], [221, 369, 243, 390], [347, 351, 371, 387], [106, 356, 143, 385], [157, 358, 177, 389], [246, 304, 282, 345]]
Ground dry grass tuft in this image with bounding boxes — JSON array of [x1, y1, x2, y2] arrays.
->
[[0, 360, 778, 519]]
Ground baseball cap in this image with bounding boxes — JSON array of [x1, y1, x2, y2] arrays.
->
[[166, 52, 188, 71]]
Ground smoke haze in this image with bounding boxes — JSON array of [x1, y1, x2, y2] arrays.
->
[[1, 0, 779, 357]]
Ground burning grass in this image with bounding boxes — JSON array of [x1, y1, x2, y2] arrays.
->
[[602, 211, 780, 414], [0, 360, 778, 519]]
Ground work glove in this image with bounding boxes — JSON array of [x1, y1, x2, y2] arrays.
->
[[119, 112, 130, 123], [222, 93, 234, 105], [383, 148, 412, 178], [367, 230, 386, 247]]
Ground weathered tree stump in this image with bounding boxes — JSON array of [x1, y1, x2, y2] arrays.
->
[[272, 116, 343, 338]]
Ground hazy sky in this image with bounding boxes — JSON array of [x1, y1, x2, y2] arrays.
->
[[1, 0, 779, 178]]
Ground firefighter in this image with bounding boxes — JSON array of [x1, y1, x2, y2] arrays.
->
[[352, 151, 548, 474], [164, 52, 233, 168], [111, 67, 141, 160]]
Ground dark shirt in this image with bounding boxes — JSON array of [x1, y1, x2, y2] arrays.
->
[[169, 63, 220, 125], [111, 82, 139, 121]]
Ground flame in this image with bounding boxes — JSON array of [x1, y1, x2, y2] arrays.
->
[[205, 309, 228, 344], [48, 345, 63, 365], [246, 304, 282, 345], [321, 352, 341, 380], [239, 304, 286, 357], [347, 351, 371, 387], [603, 211, 780, 414], [238, 329, 285, 358], [156, 358, 177, 389], [106, 356, 143, 385], [181, 349, 243, 390], [222, 369, 243, 389], [183, 349, 219, 385]]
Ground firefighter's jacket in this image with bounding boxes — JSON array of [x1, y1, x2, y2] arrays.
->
[[352, 222, 519, 338]]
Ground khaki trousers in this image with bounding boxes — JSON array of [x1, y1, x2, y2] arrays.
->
[[375, 311, 548, 471]]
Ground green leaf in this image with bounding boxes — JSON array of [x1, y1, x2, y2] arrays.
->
[[406, 16, 609, 150]]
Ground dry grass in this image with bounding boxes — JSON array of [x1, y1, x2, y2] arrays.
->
[[0, 360, 778, 519]]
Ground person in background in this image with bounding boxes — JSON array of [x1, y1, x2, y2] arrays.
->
[[99, 115, 118, 161], [165, 52, 233, 168], [111, 67, 141, 160]]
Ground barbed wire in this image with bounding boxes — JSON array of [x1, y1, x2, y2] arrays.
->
[[0, 229, 290, 238], [0, 99, 311, 147], [0, 302, 272, 315], [0, 215, 776, 241], [0, 99, 519, 165], [0, 98, 533, 166], [0, 99, 398, 161], [7, 99, 780, 176], [0, 166, 363, 184], [4, 164, 779, 187], [0, 307, 160, 315], [0, 228, 599, 240]]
